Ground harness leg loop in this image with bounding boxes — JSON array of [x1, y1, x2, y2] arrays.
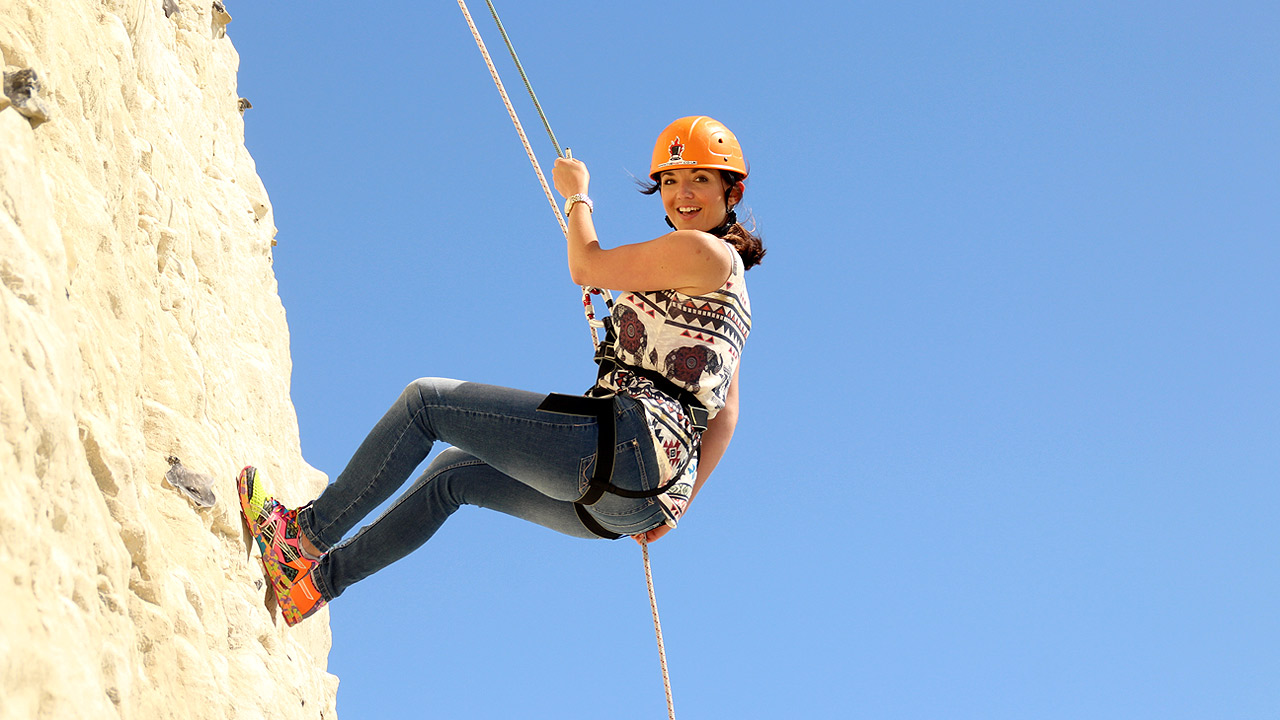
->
[[538, 392, 677, 540]]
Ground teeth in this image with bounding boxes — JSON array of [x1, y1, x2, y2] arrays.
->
[[678, 207, 699, 214]]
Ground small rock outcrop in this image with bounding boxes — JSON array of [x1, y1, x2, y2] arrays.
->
[[1, 1, 338, 718]]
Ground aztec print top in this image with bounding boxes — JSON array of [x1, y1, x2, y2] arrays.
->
[[594, 244, 751, 527]]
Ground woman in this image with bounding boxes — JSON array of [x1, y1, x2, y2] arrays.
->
[[241, 116, 764, 625]]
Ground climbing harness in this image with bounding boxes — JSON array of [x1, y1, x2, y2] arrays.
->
[[456, 3, 677, 717], [592, 337, 711, 433]]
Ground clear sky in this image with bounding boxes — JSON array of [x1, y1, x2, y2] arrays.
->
[[228, 3, 1277, 718]]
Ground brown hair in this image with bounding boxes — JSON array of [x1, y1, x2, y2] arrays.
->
[[640, 171, 766, 271]]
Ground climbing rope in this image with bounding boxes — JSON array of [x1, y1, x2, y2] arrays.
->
[[457, 3, 674, 716], [642, 539, 677, 720], [482, 0, 563, 158], [456, 0, 613, 350], [460, 4, 680, 712], [455, 0, 564, 234]]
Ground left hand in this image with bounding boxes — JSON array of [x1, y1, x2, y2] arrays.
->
[[553, 155, 589, 199]]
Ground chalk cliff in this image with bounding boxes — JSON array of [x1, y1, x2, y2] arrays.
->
[[1, 1, 337, 718]]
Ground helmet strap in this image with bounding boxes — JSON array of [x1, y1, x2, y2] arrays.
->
[[713, 182, 742, 237], [710, 209, 738, 238]]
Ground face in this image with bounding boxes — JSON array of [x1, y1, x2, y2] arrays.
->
[[659, 168, 741, 232]]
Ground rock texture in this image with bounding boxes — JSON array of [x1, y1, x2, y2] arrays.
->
[[1, 2, 337, 718]]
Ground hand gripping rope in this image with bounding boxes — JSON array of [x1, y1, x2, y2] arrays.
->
[[455, 2, 675, 718]]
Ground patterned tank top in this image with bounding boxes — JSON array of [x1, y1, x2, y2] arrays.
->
[[593, 244, 751, 526]]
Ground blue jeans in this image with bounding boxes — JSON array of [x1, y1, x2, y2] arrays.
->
[[295, 378, 669, 601]]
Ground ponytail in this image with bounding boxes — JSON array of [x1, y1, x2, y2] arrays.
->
[[719, 220, 766, 271]]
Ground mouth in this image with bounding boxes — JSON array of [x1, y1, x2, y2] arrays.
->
[[675, 206, 702, 220]]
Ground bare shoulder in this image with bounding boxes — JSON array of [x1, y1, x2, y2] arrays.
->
[[659, 230, 734, 294], [573, 229, 732, 293], [662, 229, 732, 256]]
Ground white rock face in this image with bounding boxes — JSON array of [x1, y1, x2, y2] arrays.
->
[[1, 2, 337, 718]]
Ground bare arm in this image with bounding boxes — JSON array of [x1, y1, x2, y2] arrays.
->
[[552, 157, 730, 295], [633, 363, 741, 544]]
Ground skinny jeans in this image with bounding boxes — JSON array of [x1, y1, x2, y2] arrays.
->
[[295, 377, 669, 601]]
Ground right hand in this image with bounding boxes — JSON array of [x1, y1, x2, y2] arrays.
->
[[553, 156, 589, 199]]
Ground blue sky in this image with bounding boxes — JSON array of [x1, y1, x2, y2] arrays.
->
[[229, 3, 1277, 718]]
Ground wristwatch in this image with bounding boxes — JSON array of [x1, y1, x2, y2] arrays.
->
[[564, 193, 593, 217]]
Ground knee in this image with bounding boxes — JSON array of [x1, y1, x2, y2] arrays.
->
[[402, 377, 457, 408], [431, 446, 474, 471], [405, 377, 440, 397], [418, 447, 485, 502]]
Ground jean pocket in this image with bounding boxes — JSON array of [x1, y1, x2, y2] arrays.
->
[[577, 438, 658, 516]]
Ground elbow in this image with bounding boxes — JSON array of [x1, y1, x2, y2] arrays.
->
[[710, 403, 739, 433], [713, 392, 740, 432], [566, 248, 597, 287]]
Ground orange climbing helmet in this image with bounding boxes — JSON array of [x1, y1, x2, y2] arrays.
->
[[649, 116, 748, 180]]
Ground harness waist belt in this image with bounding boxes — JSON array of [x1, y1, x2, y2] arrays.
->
[[593, 341, 710, 432]]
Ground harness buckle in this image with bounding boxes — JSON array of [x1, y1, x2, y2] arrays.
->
[[687, 405, 709, 432], [593, 342, 616, 367]]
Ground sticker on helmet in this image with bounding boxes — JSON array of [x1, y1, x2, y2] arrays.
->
[[656, 136, 698, 171]]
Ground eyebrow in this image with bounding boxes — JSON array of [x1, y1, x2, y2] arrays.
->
[[661, 169, 712, 180]]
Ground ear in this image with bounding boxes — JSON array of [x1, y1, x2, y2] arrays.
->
[[727, 181, 745, 208]]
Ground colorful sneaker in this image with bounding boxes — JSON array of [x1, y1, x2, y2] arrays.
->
[[257, 498, 319, 593], [236, 466, 318, 594], [277, 564, 327, 626]]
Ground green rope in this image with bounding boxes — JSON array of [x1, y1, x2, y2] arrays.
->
[[483, 0, 564, 159]]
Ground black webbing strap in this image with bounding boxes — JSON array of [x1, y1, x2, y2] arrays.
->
[[536, 392, 676, 540], [537, 393, 677, 504], [573, 502, 622, 540], [537, 393, 616, 506]]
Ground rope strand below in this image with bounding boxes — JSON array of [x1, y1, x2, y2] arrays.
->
[[642, 540, 677, 720]]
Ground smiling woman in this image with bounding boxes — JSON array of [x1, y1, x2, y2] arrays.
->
[[238, 116, 763, 633], [552, 116, 762, 542]]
